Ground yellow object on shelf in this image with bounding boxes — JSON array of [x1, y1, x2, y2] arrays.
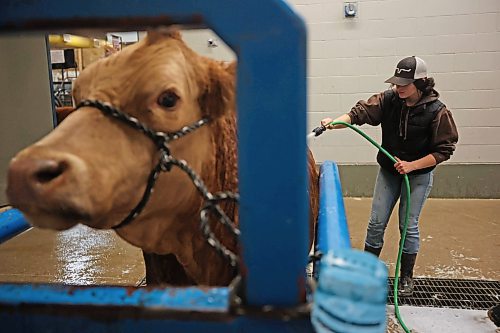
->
[[49, 34, 109, 49]]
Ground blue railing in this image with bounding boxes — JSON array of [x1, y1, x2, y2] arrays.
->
[[0, 209, 31, 243], [316, 161, 351, 254]]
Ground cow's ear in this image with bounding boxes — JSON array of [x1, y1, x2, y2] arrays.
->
[[199, 61, 235, 119], [146, 28, 182, 44]]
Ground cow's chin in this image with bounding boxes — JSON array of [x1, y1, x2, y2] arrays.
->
[[18, 203, 92, 231], [24, 211, 80, 231]]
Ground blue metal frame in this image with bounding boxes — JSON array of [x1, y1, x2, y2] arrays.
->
[[0, 0, 308, 307], [0, 283, 229, 311], [0, 208, 31, 243], [0, 283, 313, 333], [2, 310, 313, 333]]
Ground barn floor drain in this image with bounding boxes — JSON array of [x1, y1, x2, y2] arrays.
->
[[387, 277, 500, 310]]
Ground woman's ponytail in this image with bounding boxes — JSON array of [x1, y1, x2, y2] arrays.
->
[[414, 77, 435, 96]]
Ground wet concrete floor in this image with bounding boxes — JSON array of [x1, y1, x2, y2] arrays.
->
[[0, 199, 498, 332], [0, 221, 145, 286], [0, 198, 498, 284], [344, 198, 499, 280]]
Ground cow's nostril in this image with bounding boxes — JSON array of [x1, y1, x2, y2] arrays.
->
[[34, 160, 67, 183]]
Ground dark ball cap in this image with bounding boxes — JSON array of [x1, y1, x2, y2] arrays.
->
[[385, 56, 428, 86]]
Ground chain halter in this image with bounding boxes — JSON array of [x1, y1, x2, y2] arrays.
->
[[75, 100, 240, 269]]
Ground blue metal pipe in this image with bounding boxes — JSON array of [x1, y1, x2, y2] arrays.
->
[[316, 161, 351, 255], [0, 283, 229, 312], [0, 208, 31, 244]]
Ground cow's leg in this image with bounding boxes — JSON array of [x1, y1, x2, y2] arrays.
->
[[142, 251, 195, 286]]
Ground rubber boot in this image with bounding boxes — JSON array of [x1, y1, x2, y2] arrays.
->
[[399, 253, 417, 297], [364, 244, 382, 258], [488, 303, 500, 327]]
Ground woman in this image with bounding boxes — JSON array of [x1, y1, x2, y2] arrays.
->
[[321, 56, 458, 296]]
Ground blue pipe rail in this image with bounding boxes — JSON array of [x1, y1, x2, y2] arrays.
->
[[0, 208, 31, 244], [0, 283, 313, 333], [0, 283, 229, 311], [316, 161, 351, 254]]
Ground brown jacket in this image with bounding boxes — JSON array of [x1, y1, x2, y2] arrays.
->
[[348, 88, 458, 175]]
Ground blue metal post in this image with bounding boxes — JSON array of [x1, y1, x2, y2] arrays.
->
[[0, 0, 308, 307], [0, 209, 31, 244], [316, 161, 351, 254]]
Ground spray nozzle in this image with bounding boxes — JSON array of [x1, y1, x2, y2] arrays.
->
[[312, 125, 327, 137]]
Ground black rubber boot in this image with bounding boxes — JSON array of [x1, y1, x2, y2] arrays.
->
[[399, 253, 417, 297], [364, 244, 382, 258], [488, 303, 500, 327]]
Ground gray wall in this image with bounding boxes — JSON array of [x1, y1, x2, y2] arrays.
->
[[291, 0, 500, 166], [337, 164, 500, 199], [287, 0, 500, 198], [0, 34, 54, 205]]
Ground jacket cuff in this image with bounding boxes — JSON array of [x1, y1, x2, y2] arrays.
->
[[431, 152, 447, 164], [347, 110, 357, 125]]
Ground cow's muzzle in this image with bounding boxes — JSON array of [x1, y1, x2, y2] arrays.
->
[[7, 157, 67, 205]]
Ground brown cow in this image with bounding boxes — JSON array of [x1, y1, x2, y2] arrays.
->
[[6, 30, 319, 286]]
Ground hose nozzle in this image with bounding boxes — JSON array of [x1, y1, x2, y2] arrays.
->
[[312, 125, 327, 137]]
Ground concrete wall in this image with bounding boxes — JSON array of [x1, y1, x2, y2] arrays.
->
[[0, 35, 54, 205], [286, 0, 500, 197], [287, 0, 500, 166]]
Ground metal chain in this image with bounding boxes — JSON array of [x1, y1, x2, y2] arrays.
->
[[308, 250, 323, 264], [76, 100, 240, 270]]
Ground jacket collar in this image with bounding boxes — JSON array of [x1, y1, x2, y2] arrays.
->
[[409, 89, 440, 109]]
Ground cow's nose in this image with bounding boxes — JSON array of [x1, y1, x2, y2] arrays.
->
[[6, 157, 67, 205]]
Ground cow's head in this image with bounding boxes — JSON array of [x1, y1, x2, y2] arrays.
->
[[6, 30, 235, 253]]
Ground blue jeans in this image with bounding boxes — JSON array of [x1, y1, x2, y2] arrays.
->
[[365, 167, 433, 254]]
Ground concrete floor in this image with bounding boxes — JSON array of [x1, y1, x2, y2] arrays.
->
[[0, 198, 498, 284], [344, 198, 500, 280], [0, 198, 499, 332], [0, 220, 145, 286]]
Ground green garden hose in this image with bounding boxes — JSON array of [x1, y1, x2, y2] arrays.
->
[[314, 121, 412, 333]]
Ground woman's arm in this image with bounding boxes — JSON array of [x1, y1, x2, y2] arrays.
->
[[321, 113, 352, 129], [320, 90, 390, 130], [394, 154, 437, 175]]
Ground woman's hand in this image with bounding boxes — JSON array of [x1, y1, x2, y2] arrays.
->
[[320, 114, 352, 130], [321, 117, 334, 129], [394, 157, 416, 174]]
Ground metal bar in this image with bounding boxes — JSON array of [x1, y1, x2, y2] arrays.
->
[[0, 0, 309, 307], [0, 208, 31, 244], [0, 311, 313, 333], [0, 283, 229, 312], [316, 161, 351, 255]]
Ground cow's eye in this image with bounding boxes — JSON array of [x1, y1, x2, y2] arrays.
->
[[157, 91, 179, 109]]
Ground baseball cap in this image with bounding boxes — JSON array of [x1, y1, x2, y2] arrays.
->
[[385, 56, 428, 86]]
